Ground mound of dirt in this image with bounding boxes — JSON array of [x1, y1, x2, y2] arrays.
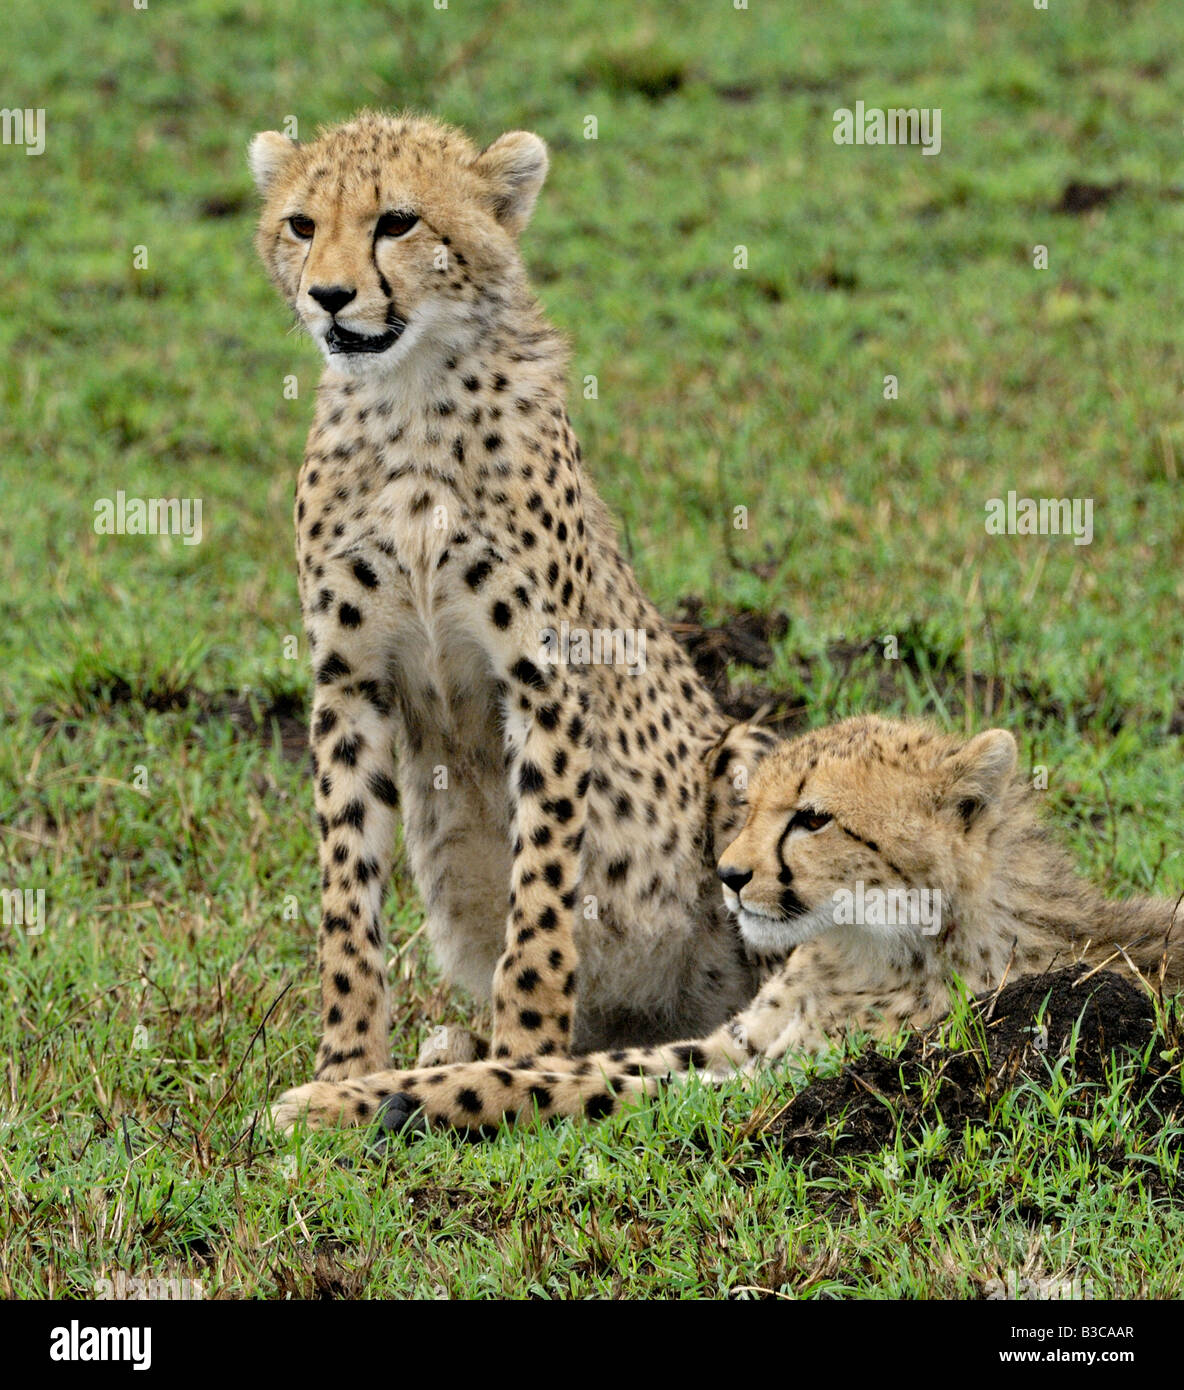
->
[[667, 598, 807, 734], [764, 966, 1180, 1163]]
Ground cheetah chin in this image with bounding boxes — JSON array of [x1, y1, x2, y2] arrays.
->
[[735, 904, 833, 952]]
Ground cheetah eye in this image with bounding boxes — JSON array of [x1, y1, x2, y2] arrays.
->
[[376, 211, 419, 239], [790, 809, 832, 834], [288, 214, 315, 240]]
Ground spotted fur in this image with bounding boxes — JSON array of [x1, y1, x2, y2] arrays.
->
[[249, 111, 782, 1099], [272, 715, 1182, 1133]]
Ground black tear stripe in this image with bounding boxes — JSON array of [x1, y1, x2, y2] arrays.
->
[[372, 236, 392, 299], [775, 815, 796, 886], [778, 809, 893, 887]]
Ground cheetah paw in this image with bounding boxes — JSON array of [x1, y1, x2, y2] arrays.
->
[[267, 1080, 355, 1134]]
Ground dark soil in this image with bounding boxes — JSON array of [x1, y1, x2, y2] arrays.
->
[[666, 599, 1105, 736], [667, 598, 806, 734], [34, 683, 309, 760], [1053, 179, 1125, 215], [764, 965, 1181, 1167], [198, 690, 308, 760]]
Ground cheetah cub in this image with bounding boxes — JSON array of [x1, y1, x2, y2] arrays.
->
[[271, 715, 1181, 1133], [248, 111, 780, 1100]]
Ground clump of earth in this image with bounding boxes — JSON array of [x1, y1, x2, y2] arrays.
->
[[763, 965, 1181, 1165]]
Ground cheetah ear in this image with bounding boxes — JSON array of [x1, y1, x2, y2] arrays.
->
[[475, 131, 549, 234], [940, 729, 1017, 826], [248, 130, 299, 196]]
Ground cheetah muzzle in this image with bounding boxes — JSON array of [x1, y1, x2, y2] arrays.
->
[[324, 323, 397, 354], [325, 311, 407, 356]]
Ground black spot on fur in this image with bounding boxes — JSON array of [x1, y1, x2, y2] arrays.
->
[[519, 760, 545, 794], [316, 652, 351, 684], [352, 558, 379, 589], [511, 658, 547, 690], [456, 1088, 483, 1115], [368, 771, 399, 806], [332, 734, 362, 766], [673, 1044, 708, 1070], [465, 559, 493, 590], [585, 1093, 616, 1120]]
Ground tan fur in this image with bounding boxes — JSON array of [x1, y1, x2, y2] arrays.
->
[[248, 110, 783, 1104], [272, 715, 1182, 1132]]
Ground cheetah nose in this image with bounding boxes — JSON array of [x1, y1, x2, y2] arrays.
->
[[309, 284, 357, 315], [717, 865, 753, 893]]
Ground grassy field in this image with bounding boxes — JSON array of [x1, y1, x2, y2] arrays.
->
[[1, 0, 1182, 1299]]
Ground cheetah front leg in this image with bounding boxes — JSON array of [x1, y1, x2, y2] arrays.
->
[[271, 950, 855, 1136], [488, 664, 590, 1060], [270, 1019, 752, 1135], [273, 651, 594, 1127], [306, 670, 400, 1081], [271, 942, 807, 1135]]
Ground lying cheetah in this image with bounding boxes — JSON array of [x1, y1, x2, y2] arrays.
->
[[272, 715, 1182, 1132], [248, 111, 781, 1096]]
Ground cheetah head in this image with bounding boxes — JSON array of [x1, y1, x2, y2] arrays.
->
[[716, 715, 1018, 954], [248, 111, 548, 374]]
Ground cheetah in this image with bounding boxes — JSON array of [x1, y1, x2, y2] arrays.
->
[[271, 715, 1182, 1133], [247, 111, 782, 1101]]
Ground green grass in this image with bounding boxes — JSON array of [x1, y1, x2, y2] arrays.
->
[[1, 0, 1183, 1298]]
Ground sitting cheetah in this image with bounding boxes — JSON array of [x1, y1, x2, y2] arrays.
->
[[247, 111, 781, 1097], [271, 715, 1182, 1133]]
